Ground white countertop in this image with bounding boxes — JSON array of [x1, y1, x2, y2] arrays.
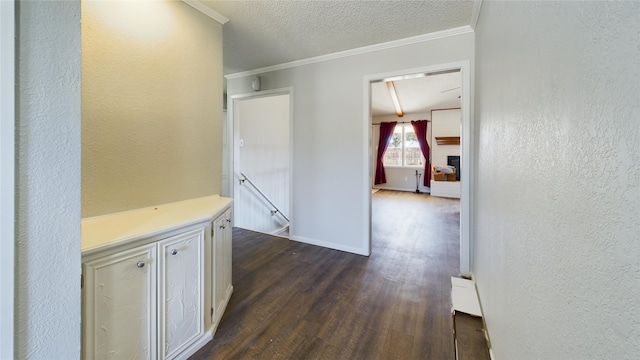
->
[[82, 195, 232, 254]]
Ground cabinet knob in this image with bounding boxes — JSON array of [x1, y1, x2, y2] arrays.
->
[[226, 219, 231, 223], [136, 261, 145, 268], [170, 249, 178, 256], [220, 225, 225, 229]]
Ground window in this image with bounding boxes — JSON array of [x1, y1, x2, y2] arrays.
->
[[383, 124, 424, 167]]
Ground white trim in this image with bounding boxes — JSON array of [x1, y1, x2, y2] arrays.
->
[[470, 0, 483, 30], [181, 0, 229, 25], [383, 165, 425, 170], [363, 77, 373, 257], [290, 235, 369, 257], [229, 88, 294, 237], [287, 89, 294, 239], [235, 226, 289, 240], [222, 109, 232, 198], [373, 186, 431, 193], [459, 61, 473, 276], [0, 1, 15, 357], [364, 61, 473, 275], [470, 273, 493, 357], [226, 26, 474, 79]]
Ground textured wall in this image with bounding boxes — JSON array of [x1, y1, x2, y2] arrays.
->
[[227, 32, 474, 255], [474, 1, 640, 359], [82, 0, 223, 217], [16, 1, 81, 358]]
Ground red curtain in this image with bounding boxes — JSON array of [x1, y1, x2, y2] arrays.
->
[[411, 120, 431, 187], [374, 122, 397, 185]]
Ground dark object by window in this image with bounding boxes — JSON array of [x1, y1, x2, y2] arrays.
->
[[448, 156, 460, 181]]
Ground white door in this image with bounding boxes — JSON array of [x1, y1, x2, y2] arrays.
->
[[83, 244, 157, 360], [211, 210, 232, 324], [158, 229, 204, 359], [233, 93, 290, 235]]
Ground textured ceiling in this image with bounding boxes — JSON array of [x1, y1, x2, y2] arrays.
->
[[202, 0, 475, 75], [371, 71, 461, 117]]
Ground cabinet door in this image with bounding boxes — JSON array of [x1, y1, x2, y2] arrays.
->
[[212, 209, 232, 324], [83, 244, 157, 360], [158, 229, 204, 360], [222, 209, 232, 300]]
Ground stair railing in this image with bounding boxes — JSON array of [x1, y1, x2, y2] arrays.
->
[[239, 171, 290, 223]]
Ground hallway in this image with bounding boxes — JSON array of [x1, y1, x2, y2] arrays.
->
[[191, 190, 460, 359]]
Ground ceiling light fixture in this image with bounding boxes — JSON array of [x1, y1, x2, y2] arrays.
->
[[386, 81, 403, 117]]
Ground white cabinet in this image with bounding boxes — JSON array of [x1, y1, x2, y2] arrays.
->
[[158, 229, 204, 359], [212, 208, 232, 327], [83, 243, 158, 360], [81, 195, 233, 360], [83, 228, 205, 360]]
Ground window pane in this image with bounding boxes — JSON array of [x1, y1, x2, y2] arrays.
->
[[383, 128, 402, 166], [404, 126, 423, 166]]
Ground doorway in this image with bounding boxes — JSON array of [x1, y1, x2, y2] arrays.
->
[[230, 90, 292, 237], [365, 62, 472, 275]]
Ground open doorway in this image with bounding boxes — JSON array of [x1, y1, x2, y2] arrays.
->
[[371, 71, 461, 194], [230, 90, 292, 237], [364, 62, 472, 275]]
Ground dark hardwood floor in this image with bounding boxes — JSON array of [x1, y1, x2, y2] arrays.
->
[[191, 190, 461, 359], [454, 313, 491, 360]]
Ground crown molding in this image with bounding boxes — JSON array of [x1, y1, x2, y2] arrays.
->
[[226, 25, 474, 79], [182, 0, 228, 25], [470, 0, 483, 30]]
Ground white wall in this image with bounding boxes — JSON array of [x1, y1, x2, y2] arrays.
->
[[430, 109, 462, 198], [227, 31, 474, 254], [431, 109, 460, 168], [0, 1, 15, 357], [16, 1, 81, 358], [82, 0, 224, 217], [372, 112, 432, 193], [474, 1, 639, 358]]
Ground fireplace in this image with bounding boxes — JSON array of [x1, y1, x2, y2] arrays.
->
[[447, 156, 461, 181]]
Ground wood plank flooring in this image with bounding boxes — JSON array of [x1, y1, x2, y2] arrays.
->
[[191, 190, 461, 360], [454, 313, 491, 360]]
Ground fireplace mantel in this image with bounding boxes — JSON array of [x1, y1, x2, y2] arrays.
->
[[435, 136, 460, 145]]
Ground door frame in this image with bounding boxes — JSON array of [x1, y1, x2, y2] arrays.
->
[[0, 0, 15, 357], [363, 61, 473, 275], [228, 87, 294, 235]]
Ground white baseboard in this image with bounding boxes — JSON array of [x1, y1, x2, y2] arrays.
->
[[236, 226, 288, 239], [289, 235, 369, 256], [373, 186, 431, 193], [469, 273, 494, 358], [173, 332, 212, 360], [236, 227, 367, 255], [274, 225, 289, 237], [214, 285, 234, 328]]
